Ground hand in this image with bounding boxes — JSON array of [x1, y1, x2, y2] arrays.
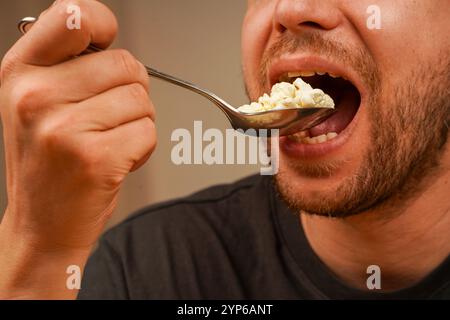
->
[[0, 0, 156, 298]]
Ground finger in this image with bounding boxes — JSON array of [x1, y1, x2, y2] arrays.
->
[[130, 150, 152, 172], [9, 0, 118, 66], [99, 117, 157, 172], [66, 83, 155, 132], [28, 49, 150, 103]]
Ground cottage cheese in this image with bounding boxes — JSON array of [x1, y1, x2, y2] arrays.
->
[[238, 78, 334, 113]]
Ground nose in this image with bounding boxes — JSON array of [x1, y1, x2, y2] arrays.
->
[[274, 0, 342, 33]]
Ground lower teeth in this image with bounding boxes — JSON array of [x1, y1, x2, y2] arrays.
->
[[288, 131, 338, 144]]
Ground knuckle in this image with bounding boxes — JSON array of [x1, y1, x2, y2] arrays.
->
[[37, 122, 67, 152], [137, 62, 150, 91], [113, 49, 140, 79], [54, 0, 84, 13], [53, 0, 90, 42], [38, 122, 100, 175], [75, 146, 105, 179], [79, 149, 103, 174], [127, 83, 149, 103], [35, 117, 125, 187], [84, 147, 123, 187], [148, 137, 158, 154], [126, 84, 155, 120], [148, 100, 157, 121], [10, 80, 49, 126], [97, 2, 119, 40], [142, 119, 157, 150], [144, 117, 156, 132], [37, 117, 71, 148], [0, 51, 19, 80], [53, 0, 80, 18], [102, 173, 125, 189]]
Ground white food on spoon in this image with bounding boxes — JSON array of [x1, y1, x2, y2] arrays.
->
[[238, 78, 335, 113]]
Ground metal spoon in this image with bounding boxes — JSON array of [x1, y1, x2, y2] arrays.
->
[[18, 17, 335, 137]]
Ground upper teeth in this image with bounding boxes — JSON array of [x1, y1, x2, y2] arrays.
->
[[286, 71, 342, 79]]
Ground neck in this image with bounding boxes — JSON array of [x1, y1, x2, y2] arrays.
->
[[301, 160, 450, 292]]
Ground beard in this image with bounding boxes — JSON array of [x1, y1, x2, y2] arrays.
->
[[256, 32, 450, 218]]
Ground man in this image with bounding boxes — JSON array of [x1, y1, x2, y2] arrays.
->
[[0, 0, 448, 300]]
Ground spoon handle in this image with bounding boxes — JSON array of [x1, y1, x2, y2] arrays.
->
[[18, 17, 235, 113]]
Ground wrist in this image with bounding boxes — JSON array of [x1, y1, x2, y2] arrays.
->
[[0, 219, 93, 299], [1, 206, 100, 252]]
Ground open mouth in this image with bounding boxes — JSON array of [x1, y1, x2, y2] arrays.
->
[[277, 70, 361, 144]]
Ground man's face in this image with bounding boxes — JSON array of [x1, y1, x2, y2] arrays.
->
[[242, 0, 449, 217]]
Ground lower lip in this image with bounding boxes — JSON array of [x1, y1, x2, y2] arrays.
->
[[280, 105, 361, 159]]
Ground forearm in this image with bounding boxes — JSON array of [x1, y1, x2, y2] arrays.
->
[[0, 224, 92, 300]]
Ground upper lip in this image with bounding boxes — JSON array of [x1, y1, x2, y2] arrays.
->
[[267, 54, 366, 100]]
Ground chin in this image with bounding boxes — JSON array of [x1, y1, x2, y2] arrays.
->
[[274, 108, 373, 217]]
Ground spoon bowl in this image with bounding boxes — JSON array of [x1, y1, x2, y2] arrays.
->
[[227, 107, 335, 137]]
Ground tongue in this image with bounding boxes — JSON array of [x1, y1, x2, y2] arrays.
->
[[309, 89, 359, 137]]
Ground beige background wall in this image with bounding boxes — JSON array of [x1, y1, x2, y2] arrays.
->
[[0, 0, 257, 228]]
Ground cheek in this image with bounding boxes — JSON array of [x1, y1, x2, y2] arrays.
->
[[241, 6, 274, 98], [351, 1, 447, 82]]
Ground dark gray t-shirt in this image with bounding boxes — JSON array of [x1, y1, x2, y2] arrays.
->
[[78, 175, 450, 300]]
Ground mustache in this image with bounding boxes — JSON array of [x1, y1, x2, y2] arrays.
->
[[259, 31, 380, 94]]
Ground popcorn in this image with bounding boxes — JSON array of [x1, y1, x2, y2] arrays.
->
[[271, 82, 296, 98], [293, 78, 313, 92], [238, 78, 334, 113]]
